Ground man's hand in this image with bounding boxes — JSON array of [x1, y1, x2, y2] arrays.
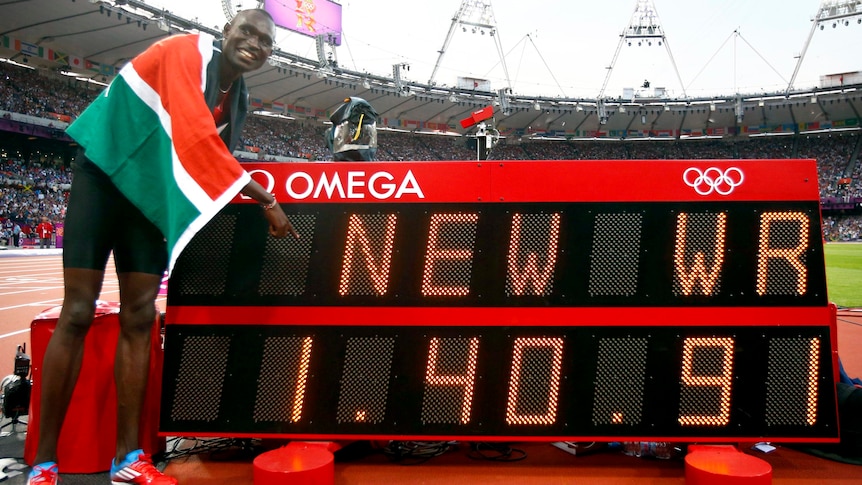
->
[[263, 203, 299, 238], [240, 179, 298, 238]]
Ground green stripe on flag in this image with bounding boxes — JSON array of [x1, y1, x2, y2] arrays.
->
[[67, 75, 200, 259]]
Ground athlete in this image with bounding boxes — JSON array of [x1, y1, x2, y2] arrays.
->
[[27, 9, 296, 485]]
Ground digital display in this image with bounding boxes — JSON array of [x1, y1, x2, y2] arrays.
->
[[161, 160, 839, 442], [265, 0, 342, 45], [165, 202, 826, 308], [161, 324, 834, 439]]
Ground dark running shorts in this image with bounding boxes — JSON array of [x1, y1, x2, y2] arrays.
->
[[63, 156, 168, 275]]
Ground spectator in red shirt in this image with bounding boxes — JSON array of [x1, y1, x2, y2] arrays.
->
[[36, 216, 53, 248]]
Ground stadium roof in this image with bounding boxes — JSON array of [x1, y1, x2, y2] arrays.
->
[[1, 0, 861, 139]]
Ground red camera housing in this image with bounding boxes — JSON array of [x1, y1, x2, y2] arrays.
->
[[460, 105, 494, 129]]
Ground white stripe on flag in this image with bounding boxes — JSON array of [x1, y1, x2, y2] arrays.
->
[[168, 171, 249, 276], [197, 33, 214, 94], [119, 56, 213, 212]]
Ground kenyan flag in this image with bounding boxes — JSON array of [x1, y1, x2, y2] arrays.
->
[[66, 33, 249, 276]]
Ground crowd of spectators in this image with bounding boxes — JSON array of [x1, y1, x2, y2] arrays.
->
[[0, 59, 861, 242], [0, 62, 97, 120], [240, 116, 331, 161], [0, 150, 70, 246], [823, 215, 862, 241]]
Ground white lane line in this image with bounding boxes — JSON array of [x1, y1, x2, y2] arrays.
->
[[0, 328, 31, 339], [0, 289, 120, 312], [0, 286, 67, 297], [0, 282, 119, 297], [0, 295, 166, 340]]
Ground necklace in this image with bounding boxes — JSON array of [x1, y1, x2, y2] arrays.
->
[[218, 83, 231, 94]]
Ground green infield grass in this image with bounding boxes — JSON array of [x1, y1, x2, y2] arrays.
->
[[824, 242, 862, 308]]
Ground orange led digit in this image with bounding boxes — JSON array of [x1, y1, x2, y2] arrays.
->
[[766, 337, 823, 427], [673, 212, 727, 296], [422, 337, 480, 424], [253, 336, 313, 424], [291, 336, 313, 423], [505, 337, 564, 426], [339, 213, 398, 296], [756, 211, 810, 296], [421, 213, 479, 296], [507, 212, 561, 296], [806, 338, 820, 426], [678, 337, 734, 426]]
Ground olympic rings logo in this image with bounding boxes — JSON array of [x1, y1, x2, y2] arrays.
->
[[683, 167, 745, 196]]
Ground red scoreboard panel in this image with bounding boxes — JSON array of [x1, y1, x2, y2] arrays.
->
[[161, 159, 839, 443]]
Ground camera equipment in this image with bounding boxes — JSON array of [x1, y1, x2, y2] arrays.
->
[[1, 344, 31, 431], [14, 344, 30, 379], [461, 106, 499, 160]]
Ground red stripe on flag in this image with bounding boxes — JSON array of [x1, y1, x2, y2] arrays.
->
[[130, 34, 244, 200]]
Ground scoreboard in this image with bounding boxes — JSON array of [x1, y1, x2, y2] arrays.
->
[[160, 159, 839, 442]]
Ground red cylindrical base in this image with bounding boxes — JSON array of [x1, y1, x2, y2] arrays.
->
[[253, 442, 335, 485], [685, 445, 772, 485]]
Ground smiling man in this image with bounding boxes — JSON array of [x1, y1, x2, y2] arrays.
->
[[27, 9, 296, 485]]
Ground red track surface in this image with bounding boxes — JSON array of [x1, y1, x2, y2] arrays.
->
[[0, 252, 167, 376]]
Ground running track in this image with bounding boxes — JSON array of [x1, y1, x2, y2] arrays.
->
[[0, 251, 858, 381], [0, 251, 166, 377]]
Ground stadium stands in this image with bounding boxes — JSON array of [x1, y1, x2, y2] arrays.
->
[[0, 59, 859, 242]]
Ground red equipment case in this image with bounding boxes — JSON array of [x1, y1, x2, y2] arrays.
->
[[24, 301, 164, 473]]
